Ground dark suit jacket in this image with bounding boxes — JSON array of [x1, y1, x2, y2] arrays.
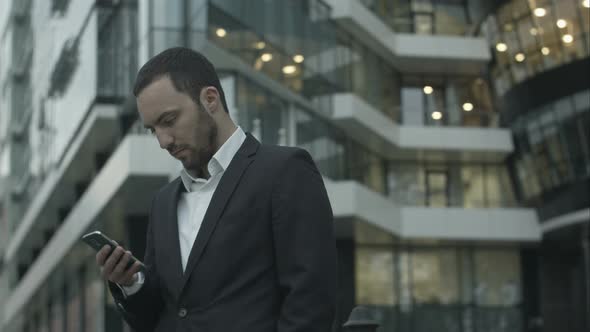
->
[[109, 134, 338, 332]]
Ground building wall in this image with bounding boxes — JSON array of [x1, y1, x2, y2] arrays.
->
[[481, 0, 590, 331], [0, 0, 551, 331]]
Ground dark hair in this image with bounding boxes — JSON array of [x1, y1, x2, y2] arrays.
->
[[133, 47, 229, 112]]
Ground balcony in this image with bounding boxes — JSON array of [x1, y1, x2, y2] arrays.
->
[[326, 181, 541, 242], [3, 134, 175, 324], [323, 0, 490, 75], [330, 93, 513, 162], [3, 104, 120, 270]]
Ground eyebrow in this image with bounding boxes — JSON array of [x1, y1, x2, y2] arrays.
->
[[144, 109, 179, 130]]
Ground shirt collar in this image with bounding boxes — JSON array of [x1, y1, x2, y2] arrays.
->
[[180, 126, 247, 192]]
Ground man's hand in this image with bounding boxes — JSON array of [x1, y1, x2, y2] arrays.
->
[[96, 244, 143, 287]]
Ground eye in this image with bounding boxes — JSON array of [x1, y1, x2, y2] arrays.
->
[[162, 115, 177, 127]]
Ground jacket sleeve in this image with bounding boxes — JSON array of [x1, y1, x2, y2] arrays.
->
[[109, 195, 164, 331], [271, 148, 338, 332]]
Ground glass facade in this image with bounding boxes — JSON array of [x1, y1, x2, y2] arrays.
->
[[401, 76, 498, 127], [1, 0, 550, 331], [334, 30, 402, 122], [231, 74, 389, 194], [360, 0, 474, 36], [388, 161, 516, 208], [207, 0, 340, 115], [354, 225, 523, 332], [207, 0, 498, 128], [97, 1, 138, 99], [483, 0, 590, 95], [510, 89, 590, 203]]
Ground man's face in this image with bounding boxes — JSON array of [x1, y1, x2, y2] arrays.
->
[[137, 76, 217, 173]]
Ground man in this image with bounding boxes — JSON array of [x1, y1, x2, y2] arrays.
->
[[95, 47, 337, 332]]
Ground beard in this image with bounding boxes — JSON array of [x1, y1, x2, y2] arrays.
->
[[185, 111, 218, 178]]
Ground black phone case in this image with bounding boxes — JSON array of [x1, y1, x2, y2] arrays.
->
[[82, 232, 143, 270]]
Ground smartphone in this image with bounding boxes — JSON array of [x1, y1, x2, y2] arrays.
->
[[82, 231, 145, 270]]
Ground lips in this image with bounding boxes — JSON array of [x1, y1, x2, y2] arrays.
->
[[171, 148, 185, 158]]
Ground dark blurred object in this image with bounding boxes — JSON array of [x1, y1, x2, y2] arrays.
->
[[343, 306, 380, 332]]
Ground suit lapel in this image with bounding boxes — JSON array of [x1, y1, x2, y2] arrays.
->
[[161, 178, 185, 300], [179, 134, 259, 290]]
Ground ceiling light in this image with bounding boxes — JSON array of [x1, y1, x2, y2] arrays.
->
[[431, 111, 442, 120], [216, 28, 227, 38], [533, 8, 546, 17], [515, 53, 526, 62], [496, 42, 508, 52], [462, 102, 474, 112], [282, 65, 297, 75], [423, 85, 433, 94], [562, 34, 574, 43], [293, 54, 304, 63], [254, 41, 266, 49], [583, 0, 590, 8], [261, 53, 273, 62], [541, 47, 550, 55], [556, 19, 567, 28], [530, 27, 538, 35]]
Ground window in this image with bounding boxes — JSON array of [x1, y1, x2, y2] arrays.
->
[[51, 0, 70, 16], [411, 249, 460, 305], [98, 3, 138, 98], [474, 249, 521, 306], [355, 248, 395, 305], [426, 170, 448, 207]]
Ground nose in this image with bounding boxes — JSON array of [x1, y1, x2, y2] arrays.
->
[[155, 129, 174, 150]]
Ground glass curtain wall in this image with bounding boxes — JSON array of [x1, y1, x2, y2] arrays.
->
[[360, 0, 473, 36], [401, 76, 497, 127], [483, 0, 590, 95], [207, 0, 340, 115], [335, 30, 402, 123], [387, 162, 516, 208], [97, 1, 138, 99], [231, 74, 389, 194], [355, 238, 523, 332], [511, 89, 590, 203]]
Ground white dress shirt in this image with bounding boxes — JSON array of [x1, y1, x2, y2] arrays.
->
[[177, 126, 247, 271], [120, 127, 246, 297]]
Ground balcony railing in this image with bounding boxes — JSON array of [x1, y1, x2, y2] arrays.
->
[[358, 0, 476, 37], [399, 106, 499, 128]]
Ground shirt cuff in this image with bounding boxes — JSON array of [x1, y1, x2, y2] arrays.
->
[[116, 271, 145, 299]]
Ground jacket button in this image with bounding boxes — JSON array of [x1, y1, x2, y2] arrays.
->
[[178, 308, 187, 318]]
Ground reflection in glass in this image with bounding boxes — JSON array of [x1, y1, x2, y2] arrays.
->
[[426, 171, 448, 207], [411, 249, 459, 305], [474, 250, 521, 306], [355, 248, 395, 305]]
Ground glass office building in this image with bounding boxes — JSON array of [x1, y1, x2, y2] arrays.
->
[[480, 1, 590, 331], [0, 1, 585, 332]]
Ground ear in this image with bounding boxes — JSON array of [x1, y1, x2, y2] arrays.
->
[[200, 87, 220, 115]]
